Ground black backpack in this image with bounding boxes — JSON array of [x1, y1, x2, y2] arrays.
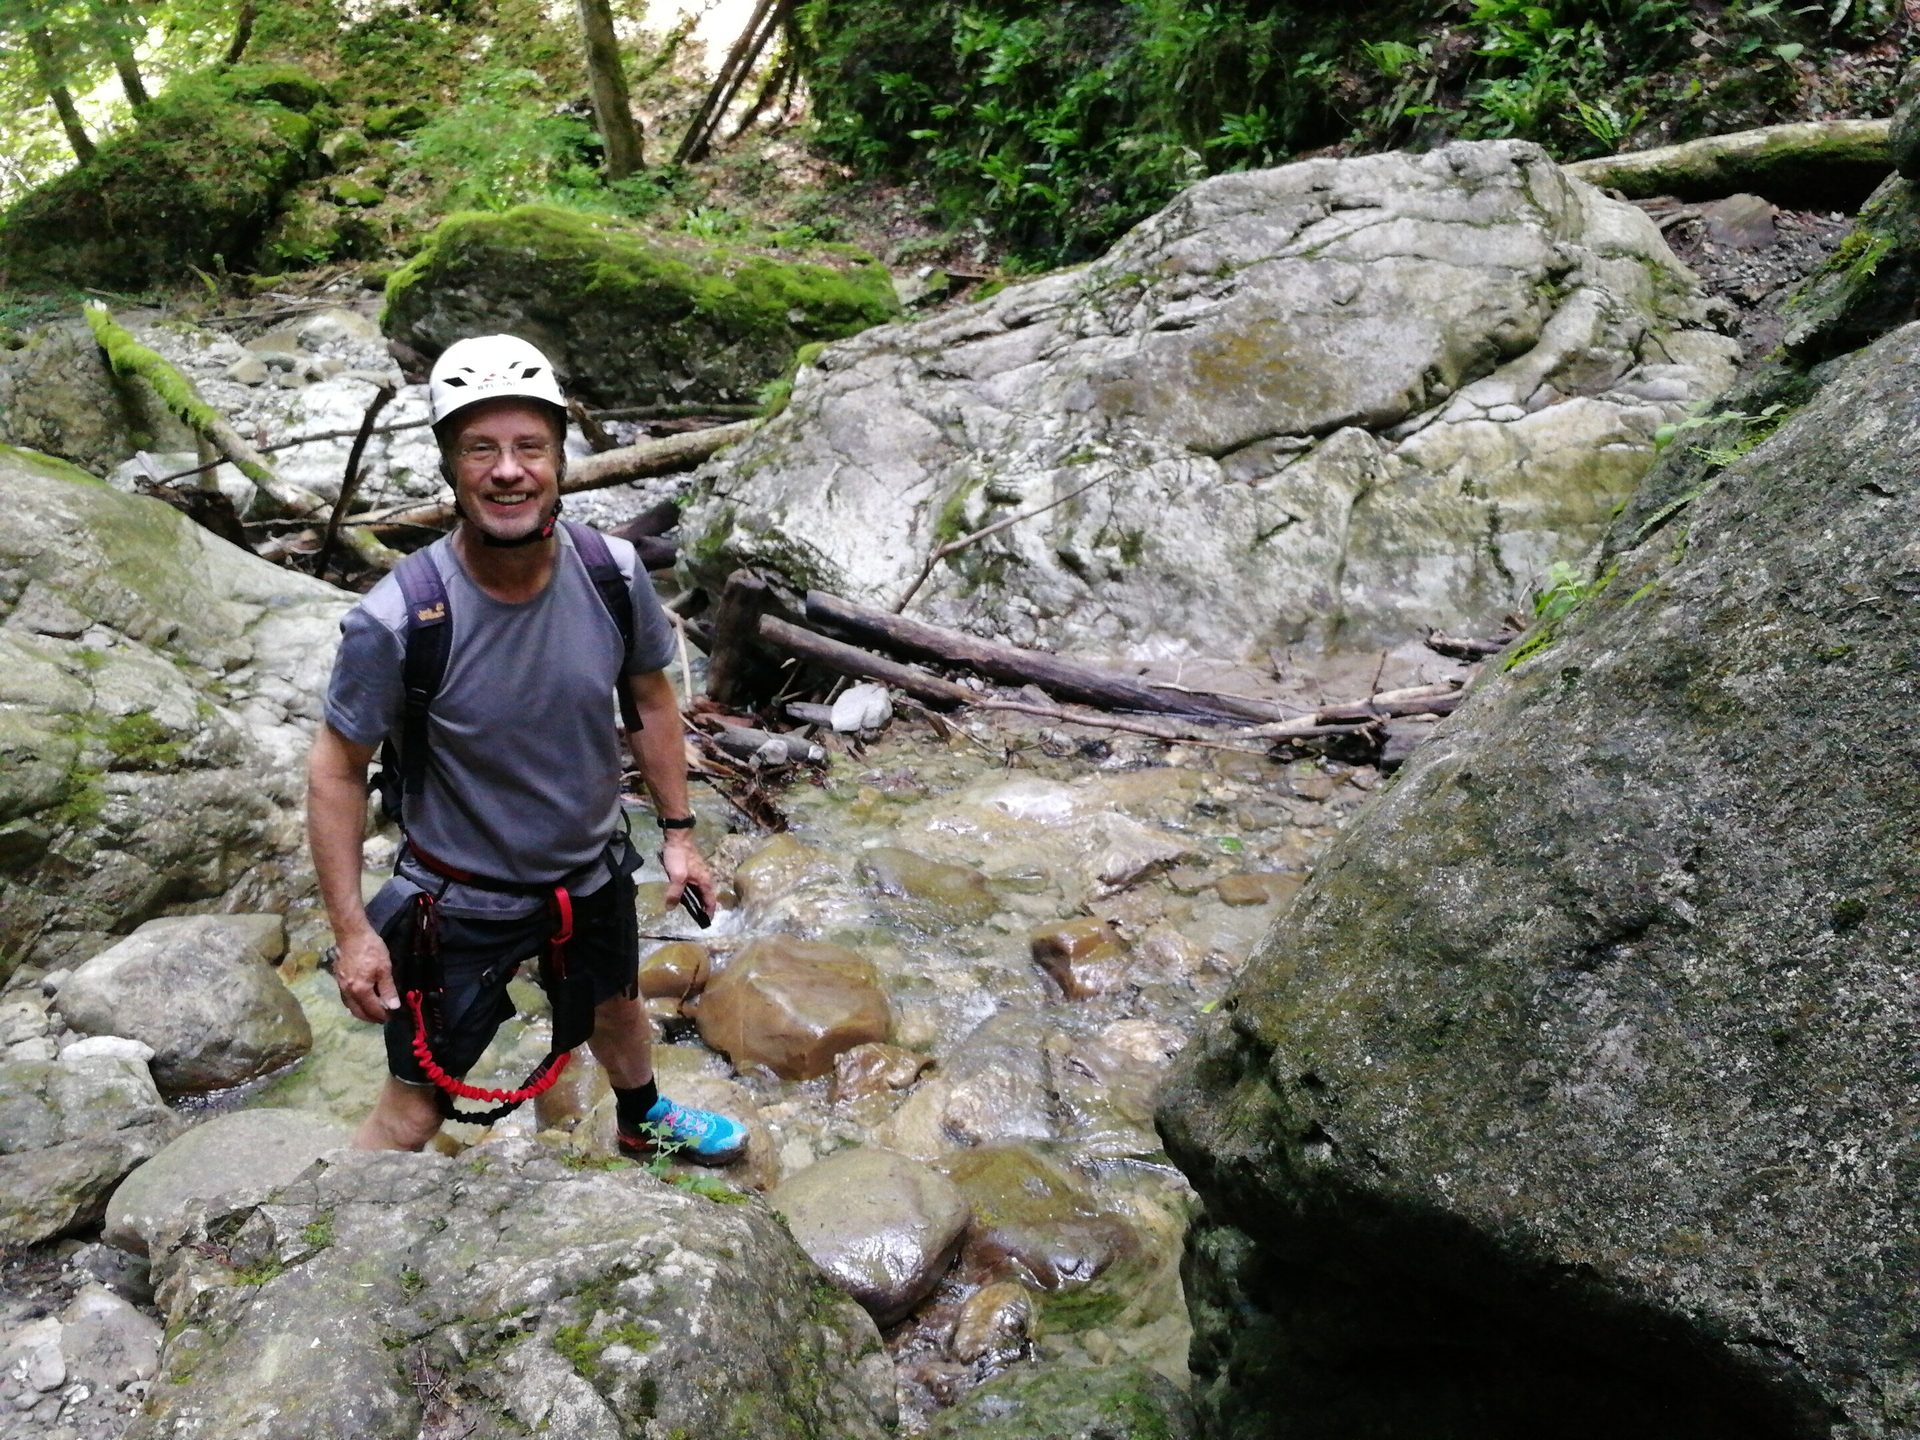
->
[[374, 520, 643, 825]]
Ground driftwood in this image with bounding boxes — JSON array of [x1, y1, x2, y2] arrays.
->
[[805, 590, 1291, 723], [1566, 118, 1892, 209], [355, 421, 755, 537], [84, 303, 399, 570], [1424, 630, 1516, 661], [756, 610, 1462, 748]]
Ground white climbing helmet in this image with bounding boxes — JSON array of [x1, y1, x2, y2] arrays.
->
[[427, 334, 567, 429]]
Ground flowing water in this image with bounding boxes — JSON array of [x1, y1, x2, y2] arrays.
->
[[259, 712, 1380, 1426]]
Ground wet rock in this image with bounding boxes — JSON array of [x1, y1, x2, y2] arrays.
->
[[636, 941, 710, 999], [102, 1108, 353, 1256], [1046, 1031, 1171, 1162], [879, 1010, 1057, 1158], [1212, 871, 1303, 908], [134, 1143, 894, 1439], [695, 936, 892, 1080], [951, 1280, 1035, 1363], [0, 1049, 179, 1246], [770, 1147, 969, 1326], [54, 917, 311, 1095], [1160, 321, 1920, 1438], [831, 1042, 933, 1103], [0, 449, 350, 969], [731, 834, 844, 910], [922, 1360, 1195, 1440], [686, 142, 1739, 658], [939, 1146, 1134, 1290], [858, 847, 998, 924], [224, 355, 271, 386], [1029, 918, 1131, 999]]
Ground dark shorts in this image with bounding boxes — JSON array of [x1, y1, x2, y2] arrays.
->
[[375, 872, 639, 1085]]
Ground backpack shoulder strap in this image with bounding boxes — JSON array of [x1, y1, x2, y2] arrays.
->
[[387, 548, 453, 813], [563, 520, 643, 732]]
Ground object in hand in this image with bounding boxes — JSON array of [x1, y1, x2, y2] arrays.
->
[[680, 885, 712, 929]]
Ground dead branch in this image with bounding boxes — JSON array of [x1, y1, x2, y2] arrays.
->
[[317, 382, 395, 577]]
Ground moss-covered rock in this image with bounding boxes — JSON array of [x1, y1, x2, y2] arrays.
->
[[922, 1361, 1195, 1440], [0, 65, 329, 288], [364, 101, 428, 138], [381, 204, 901, 406], [1564, 118, 1893, 211], [1891, 61, 1920, 181], [1157, 316, 1920, 1437], [0, 445, 348, 967], [257, 195, 377, 272]]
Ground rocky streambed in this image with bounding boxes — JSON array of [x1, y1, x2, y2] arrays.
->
[[257, 707, 1394, 1431]]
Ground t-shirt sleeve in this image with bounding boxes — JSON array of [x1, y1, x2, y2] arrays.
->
[[623, 557, 678, 677], [323, 604, 406, 747]]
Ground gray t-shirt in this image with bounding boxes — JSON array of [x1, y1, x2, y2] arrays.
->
[[325, 528, 676, 904]]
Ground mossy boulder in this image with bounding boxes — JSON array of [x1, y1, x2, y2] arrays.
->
[[0, 446, 349, 968], [0, 64, 329, 288], [258, 194, 378, 272], [1564, 118, 1894, 211], [1157, 319, 1920, 1437], [922, 1362, 1195, 1440], [381, 204, 901, 406]]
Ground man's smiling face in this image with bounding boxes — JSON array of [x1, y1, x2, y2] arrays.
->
[[446, 397, 563, 545]]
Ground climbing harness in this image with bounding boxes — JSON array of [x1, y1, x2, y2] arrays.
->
[[390, 841, 602, 1125]]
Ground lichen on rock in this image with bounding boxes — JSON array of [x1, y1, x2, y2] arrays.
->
[[682, 141, 1741, 659], [1156, 317, 1920, 1437]]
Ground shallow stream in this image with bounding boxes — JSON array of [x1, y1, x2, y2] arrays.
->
[[257, 712, 1380, 1426]]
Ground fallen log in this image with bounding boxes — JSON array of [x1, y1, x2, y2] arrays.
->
[[758, 612, 1463, 747], [1425, 630, 1516, 661], [1565, 119, 1892, 210], [804, 589, 1292, 723], [84, 302, 399, 571], [758, 616, 976, 709], [356, 420, 755, 535]]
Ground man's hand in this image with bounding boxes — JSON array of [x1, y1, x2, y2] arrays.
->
[[333, 928, 400, 1024], [660, 829, 719, 922]]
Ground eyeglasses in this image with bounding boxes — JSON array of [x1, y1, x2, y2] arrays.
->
[[455, 438, 558, 468]]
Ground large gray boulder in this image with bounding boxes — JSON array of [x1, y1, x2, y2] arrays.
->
[[0, 448, 350, 970], [1157, 322, 1920, 1437], [54, 915, 310, 1094], [684, 141, 1740, 658], [104, 1107, 353, 1255], [0, 1045, 180, 1246], [133, 1142, 895, 1440]]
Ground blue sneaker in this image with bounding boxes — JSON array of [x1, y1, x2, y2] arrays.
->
[[617, 1095, 748, 1166]]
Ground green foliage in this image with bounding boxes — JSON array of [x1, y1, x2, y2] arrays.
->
[[2, 64, 326, 286]]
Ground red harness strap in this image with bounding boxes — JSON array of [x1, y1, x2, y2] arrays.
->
[[400, 856, 579, 1119]]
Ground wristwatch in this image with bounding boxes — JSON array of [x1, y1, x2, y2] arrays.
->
[[657, 815, 697, 830]]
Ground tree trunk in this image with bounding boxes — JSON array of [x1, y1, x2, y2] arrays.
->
[[576, 0, 644, 179], [223, 0, 256, 67], [27, 28, 94, 165], [91, 0, 148, 110]]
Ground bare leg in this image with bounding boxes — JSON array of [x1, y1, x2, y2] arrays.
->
[[586, 994, 654, 1090], [353, 1077, 444, 1151]]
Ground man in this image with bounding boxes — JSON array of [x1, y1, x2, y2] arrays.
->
[[307, 333, 745, 1163]]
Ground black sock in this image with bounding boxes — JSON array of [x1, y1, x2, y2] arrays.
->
[[614, 1081, 659, 1131]]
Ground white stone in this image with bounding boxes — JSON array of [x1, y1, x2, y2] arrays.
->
[[8, 1318, 65, 1392], [830, 683, 893, 733], [59, 1035, 156, 1065]]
